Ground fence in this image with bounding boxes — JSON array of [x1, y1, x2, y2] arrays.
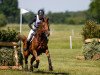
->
[[0, 42, 23, 70]]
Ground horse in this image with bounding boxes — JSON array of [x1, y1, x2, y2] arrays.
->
[[17, 18, 53, 71]]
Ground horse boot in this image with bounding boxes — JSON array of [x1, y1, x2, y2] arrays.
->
[[24, 41, 30, 51]]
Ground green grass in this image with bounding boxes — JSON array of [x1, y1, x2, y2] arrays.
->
[[0, 24, 100, 75]]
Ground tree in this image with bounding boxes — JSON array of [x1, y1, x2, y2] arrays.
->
[[47, 11, 70, 24], [88, 0, 100, 23], [0, 14, 7, 27], [23, 12, 35, 23], [0, 0, 19, 23]]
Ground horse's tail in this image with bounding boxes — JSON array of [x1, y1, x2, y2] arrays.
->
[[17, 33, 27, 42]]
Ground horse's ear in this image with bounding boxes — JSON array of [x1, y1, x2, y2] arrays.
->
[[46, 18, 49, 23]]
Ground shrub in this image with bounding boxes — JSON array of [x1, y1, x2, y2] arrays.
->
[[0, 47, 15, 66], [81, 20, 100, 40], [0, 47, 23, 66], [0, 28, 18, 42], [82, 20, 100, 60], [0, 14, 7, 27], [83, 39, 100, 60], [67, 19, 75, 24]]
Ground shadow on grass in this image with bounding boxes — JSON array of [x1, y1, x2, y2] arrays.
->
[[33, 70, 69, 75]]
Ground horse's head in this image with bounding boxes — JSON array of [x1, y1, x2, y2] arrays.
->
[[38, 18, 50, 37]]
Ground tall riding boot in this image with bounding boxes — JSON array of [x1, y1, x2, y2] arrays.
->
[[24, 41, 30, 51]]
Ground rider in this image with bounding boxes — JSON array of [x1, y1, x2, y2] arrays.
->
[[24, 9, 45, 51]]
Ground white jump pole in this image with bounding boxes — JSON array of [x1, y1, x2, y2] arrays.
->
[[20, 9, 22, 52], [72, 29, 74, 36], [20, 8, 29, 33], [20, 11, 22, 34], [70, 36, 72, 49], [19, 8, 29, 52]]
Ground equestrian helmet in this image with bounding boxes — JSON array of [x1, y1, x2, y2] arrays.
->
[[38, 9, 44, 16]]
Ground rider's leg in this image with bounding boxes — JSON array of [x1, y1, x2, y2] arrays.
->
[[24, 30, 34, 51]]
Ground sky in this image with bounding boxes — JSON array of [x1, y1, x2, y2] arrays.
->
[[18, 0, 91, 13]]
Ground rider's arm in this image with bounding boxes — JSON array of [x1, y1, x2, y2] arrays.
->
[[28, 16, 36, 30]]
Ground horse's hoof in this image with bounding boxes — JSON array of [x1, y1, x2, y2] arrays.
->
[[24, 65, 28, 71], [30, 65, 33, 71], [49, 66, 53, 71], [24, 67, 28, 71], [24, 68, 28, 71], [33, 64, 38, 68]]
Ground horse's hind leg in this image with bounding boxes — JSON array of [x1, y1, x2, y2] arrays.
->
[[45, 50, 53, 71]]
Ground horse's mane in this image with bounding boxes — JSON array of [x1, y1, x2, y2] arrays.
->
[[35, 21, 45, 37]]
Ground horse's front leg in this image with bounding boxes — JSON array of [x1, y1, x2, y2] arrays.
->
[[30, 56, 35, 71], [33, 55, 40, 69], [32, 50, 40, 68], [45, 50, 53, 71]]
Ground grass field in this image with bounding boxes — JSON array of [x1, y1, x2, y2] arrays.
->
[[0, 24, 100, 75]]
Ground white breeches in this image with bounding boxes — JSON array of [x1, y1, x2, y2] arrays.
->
[[27, 29, 35, 42]]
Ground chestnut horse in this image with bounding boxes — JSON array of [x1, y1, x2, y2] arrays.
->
[[17, 18, 53, 71]]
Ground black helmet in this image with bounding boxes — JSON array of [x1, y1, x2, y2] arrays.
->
[[38, 9, 44, 16]]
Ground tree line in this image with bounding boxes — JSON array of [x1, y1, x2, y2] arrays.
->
[[0, 0, 100, 27]]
